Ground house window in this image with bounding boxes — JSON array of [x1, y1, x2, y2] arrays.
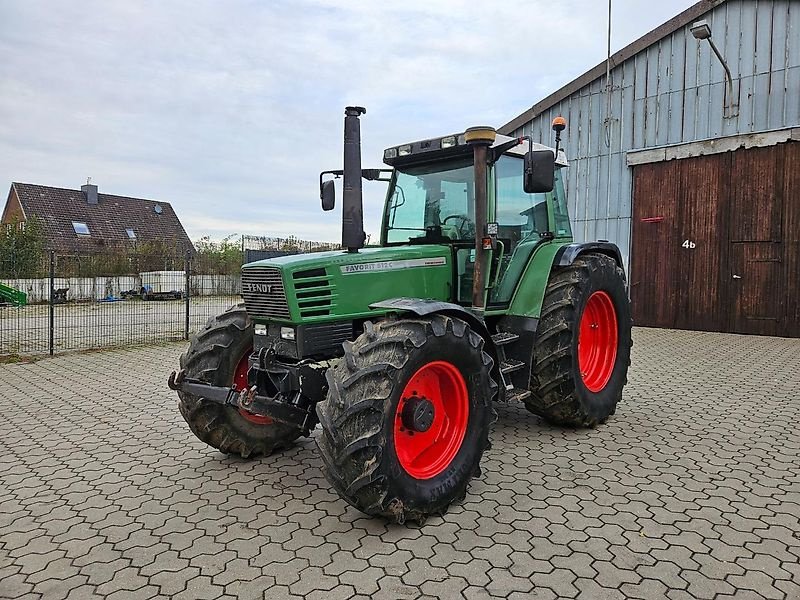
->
[[72, 221, 90, 236], [126, 228, 136, 240]]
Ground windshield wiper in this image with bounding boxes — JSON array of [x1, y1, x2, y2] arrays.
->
[[388, 185, 407, 228]]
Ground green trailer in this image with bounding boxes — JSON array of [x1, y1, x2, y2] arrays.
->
[[169, 107, 632, 523], [0, 282, 27, 307]]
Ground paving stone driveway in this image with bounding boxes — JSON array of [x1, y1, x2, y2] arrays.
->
[[1, 328, 799, 600]]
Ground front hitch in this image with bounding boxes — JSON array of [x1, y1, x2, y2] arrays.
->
[[168, 369, 313, 434]]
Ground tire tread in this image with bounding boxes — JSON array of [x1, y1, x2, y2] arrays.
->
[[177, 303, 300, 458], [524, 254, 632, 427], [317, 315, 495, 524]]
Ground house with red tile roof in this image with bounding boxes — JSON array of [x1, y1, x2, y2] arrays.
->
[[1, 181, 194, 254]]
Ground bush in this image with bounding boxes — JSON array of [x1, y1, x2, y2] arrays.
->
[[193, 235, 243, 275], [0, 217, 45, 278]]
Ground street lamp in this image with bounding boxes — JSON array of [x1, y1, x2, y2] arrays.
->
[[691, 20, 738, 117]]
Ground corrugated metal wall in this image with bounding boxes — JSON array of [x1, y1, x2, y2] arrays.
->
[[507, 0, 800, 271]]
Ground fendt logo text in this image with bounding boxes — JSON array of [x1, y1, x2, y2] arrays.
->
[[243, 283, 274, 294]]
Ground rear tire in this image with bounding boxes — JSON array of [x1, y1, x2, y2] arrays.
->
[[525, 253, 632, 427], [177, 304, 300, 458], [316, 315, 496, 524]]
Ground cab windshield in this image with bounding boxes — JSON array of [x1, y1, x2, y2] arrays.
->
[[384, 158, 475, 244], [382, 155, 557, 245]]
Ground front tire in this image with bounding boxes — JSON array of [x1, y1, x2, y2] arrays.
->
[[177, 304, 300, 458], [316, 315, 496, 524], [525, 253, 632, 427]]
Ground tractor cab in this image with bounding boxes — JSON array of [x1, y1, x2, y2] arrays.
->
[[379, 132, 571, 306], [319, 111, 572, 312]]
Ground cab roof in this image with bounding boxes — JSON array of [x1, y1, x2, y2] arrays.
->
[[383, 132, 568, 168]]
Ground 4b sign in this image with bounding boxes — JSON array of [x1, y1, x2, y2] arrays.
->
[[682, 239, 697, 249]]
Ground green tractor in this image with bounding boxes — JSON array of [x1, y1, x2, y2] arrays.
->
[[169, 106, 632, 523]]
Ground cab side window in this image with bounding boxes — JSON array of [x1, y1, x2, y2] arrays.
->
[[494, 155, 548, 253], [552, 170, 572, 238]]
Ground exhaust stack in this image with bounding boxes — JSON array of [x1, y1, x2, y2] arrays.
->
[[464, 126, 497, 309], [342, 106, 367, 252]]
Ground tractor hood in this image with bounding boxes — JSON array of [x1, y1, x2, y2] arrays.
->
[[240, 245, 453, 324]]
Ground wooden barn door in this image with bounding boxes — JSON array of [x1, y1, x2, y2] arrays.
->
[[630, 141, 798, 337], [727, 145, 784, 336], [630, 160, 681, 329], [783, 143, 800, 338], [630, 154, 727, 332]]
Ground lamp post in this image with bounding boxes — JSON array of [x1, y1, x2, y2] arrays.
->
[[690, 20, 738, 118]]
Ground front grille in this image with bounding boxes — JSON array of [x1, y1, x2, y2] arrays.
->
[[241, 266, 290, 319], [293, 268, 336, 318]]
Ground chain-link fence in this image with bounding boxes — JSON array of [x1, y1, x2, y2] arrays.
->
[[0, 248, 234, 356], [0, 235, 341, 358], [241, 234, 340, 255]]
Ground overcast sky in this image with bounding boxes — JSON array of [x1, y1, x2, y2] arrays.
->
[[1, 0, 696, 243]]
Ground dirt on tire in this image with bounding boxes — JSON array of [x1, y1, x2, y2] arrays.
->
[[316, 315, 496, 524], [177, 304, 300, 458], [525, 253, 632, 427]]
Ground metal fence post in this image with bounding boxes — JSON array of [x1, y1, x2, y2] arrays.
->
[[48, 250, 55, 356], [184, 252, 191, 340]]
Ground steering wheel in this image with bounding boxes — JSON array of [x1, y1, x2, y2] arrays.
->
[[442, 214, 475, 239]]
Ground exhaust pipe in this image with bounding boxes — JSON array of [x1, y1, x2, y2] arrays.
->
[[342, 106, 367, 252], [464, 126, 497, 309]]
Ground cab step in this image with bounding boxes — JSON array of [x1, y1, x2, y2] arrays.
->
[[500, 359, 525, 375], [491, 332, 519, 346], [506, 387, 531, 403]]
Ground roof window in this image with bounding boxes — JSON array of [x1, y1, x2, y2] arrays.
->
[[126, 228, 136, 239], [72, 221, 90, 236]]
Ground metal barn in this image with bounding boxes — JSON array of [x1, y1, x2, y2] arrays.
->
[[500, 0, 800, 337]]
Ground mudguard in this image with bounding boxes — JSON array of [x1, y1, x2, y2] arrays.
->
[[369, 297, 490, 340], [553, 242, 624, 269]]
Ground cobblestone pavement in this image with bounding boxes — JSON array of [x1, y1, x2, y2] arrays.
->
[[1, 328, 799, 600]]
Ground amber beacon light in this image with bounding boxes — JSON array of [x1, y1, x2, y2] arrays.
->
[[552, 116, 567, 155]]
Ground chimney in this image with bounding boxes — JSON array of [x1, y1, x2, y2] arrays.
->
[[82, 177, 98, 205]]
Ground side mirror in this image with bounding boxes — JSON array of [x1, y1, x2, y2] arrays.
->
[[523, 150, 555, 194], [321, 179, 335, 211]]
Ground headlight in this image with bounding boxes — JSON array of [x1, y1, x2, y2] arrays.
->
[[384, 147, 398, 159], [254, 324, 267, 335], [441, 136, 456, 148], [398, 144, 412, 156], [280, 327, 295, 341]]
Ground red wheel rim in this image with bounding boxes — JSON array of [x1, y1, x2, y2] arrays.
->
[[233, 348, 273, 425], [393, 361, 469, 480], [578, 291, 619, 392]]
